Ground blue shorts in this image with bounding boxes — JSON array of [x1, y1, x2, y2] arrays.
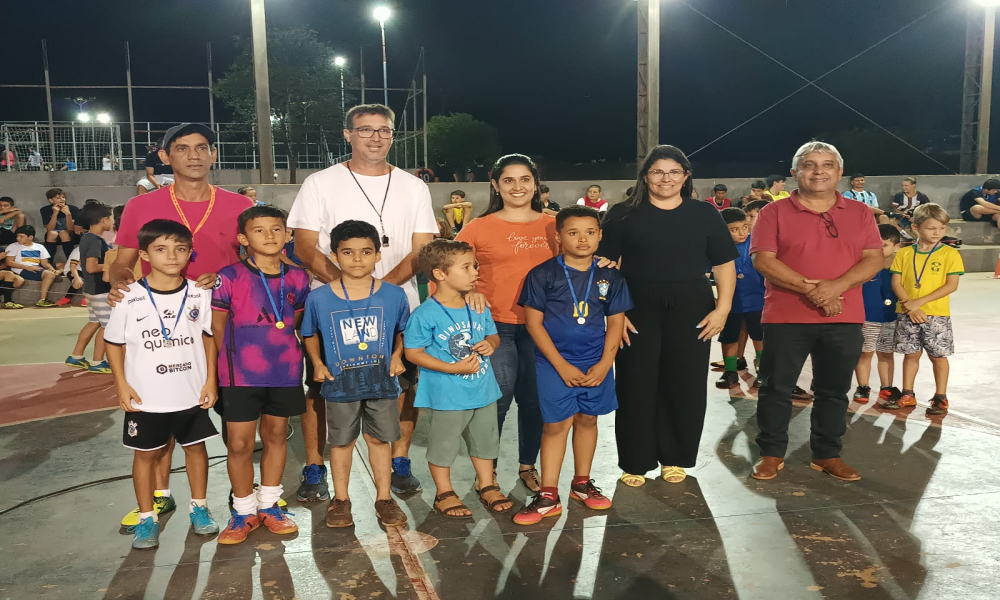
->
[[19, 270, 42, 281], [535, 358, 618, 423]]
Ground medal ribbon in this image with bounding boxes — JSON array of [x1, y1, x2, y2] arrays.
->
[[912, 242, 940, 290], [142, 279, 188, 342], [558, 256, 597, 320], [169, 184, 216, 236], [340, 278, 377, 345], [250, 259, 285, 327], [430, 296, 477, 344]]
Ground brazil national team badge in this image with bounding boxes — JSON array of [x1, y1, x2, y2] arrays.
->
[[597, 280, 610, 300], [128, 421, 138, 438], [188, 307, 200, 322]]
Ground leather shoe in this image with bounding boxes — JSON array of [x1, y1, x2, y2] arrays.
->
[[751, 457, 784, 480], [810, 458, 861, 481]]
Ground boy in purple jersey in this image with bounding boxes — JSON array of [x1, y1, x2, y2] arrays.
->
[[212, 205, 310, 544]]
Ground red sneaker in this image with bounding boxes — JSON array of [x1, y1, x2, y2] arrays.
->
[[569, 479, 612, 510], [81, 298, 88, 307], [55, 297, 72, 307], [258, 505, 298, 534], [512, 494, 562, 526], [926, 396, 949, 415], [217, 512, 260, 545]]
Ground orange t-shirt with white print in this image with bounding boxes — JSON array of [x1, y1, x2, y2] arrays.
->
[[456, 213, 559, 324]]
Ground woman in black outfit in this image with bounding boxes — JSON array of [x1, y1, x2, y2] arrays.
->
[[599, 145, 737, 486]]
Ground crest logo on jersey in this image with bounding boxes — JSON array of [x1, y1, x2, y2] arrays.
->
[[597, 280, 610, 300], [286, 292, 296, 305], [127, 420, 138, 437], [188, 307, 200, 321], [213, 275, 223, 290]]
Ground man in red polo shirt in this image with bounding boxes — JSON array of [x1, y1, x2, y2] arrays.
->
[[749, 141, 883, 482]]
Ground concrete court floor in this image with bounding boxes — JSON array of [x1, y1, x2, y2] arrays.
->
[[1, 278, 1000, 600]]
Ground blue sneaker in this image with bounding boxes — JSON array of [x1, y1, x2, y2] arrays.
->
[[189, 504, 220, 535], [296, 464, 330, 501], [129, 516, 159, 549], [88, 360, 112, 374], [65, 356, 90, 370], [391, 457, 422, 494]]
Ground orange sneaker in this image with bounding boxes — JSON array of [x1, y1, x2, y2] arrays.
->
[[926, 396, 949, 415], [884, 393, 917, 409], [569, 479, 612, 510], [512, 494, 562, 526], [258, 505, 298, 534], [218, 512, 260, 545]]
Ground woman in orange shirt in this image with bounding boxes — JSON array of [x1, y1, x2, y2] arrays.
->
[[456, 154, 558, 492]]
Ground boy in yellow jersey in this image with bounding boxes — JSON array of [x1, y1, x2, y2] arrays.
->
[[442, 190, 472, 234], [888, 204, 963, 415]]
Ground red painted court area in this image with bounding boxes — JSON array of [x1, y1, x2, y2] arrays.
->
[[0, 363, 117, 426]]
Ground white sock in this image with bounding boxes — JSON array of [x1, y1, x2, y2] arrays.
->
[[138, 510, 157, 523], [71, 354, 84, 360], [232, 493, 257, 516], [189, 498, 207, 513], [156, 489, 171, 498], [257, 485, 283, 511]]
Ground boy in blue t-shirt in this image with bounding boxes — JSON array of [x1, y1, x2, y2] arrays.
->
[[716, 208, 766, 389], [513, 206, 633, 526], [854, 224, 902, 404], [301, 220, 410, 529], [404, 239, 513, 519]]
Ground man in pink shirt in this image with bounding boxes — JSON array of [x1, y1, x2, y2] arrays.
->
[[749, 141, 883, 483], [108, 123, 253, 526]]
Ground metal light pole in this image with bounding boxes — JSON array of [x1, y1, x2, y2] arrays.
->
[[373, 6, 391, 106], [637, 0, 660, 168], [334, 56, 347, 116], [979, 2, 997, 174], [250, 0, 276, 184]]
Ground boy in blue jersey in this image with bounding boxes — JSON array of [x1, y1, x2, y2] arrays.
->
[[404, 239, 513, 518], [716, 208, 766, 389], [513, 206, 632, 526], [853, 224, 902, 404], [301, 220, 410, 529]]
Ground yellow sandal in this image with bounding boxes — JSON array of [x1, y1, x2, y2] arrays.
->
[[619, 472, 646, 487], [661, 466, 686, 483]]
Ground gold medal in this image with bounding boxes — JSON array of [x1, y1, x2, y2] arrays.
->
[[275, 321, 286, 329], [737, 273, 745, 279], [358, 342, 369, 350]]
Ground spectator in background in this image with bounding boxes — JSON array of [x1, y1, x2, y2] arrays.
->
[[415, 165, 435, 183], [60, 157, 78, 172], [890, 176, 928, 238], [540, 184, 561, 216], [65, 201, 114, 372], [5, 225, 60, 307], [442, 190, 473, 234], [577, 184, 609, 213], [434, 159, 458, 183], [27, 148, 44, 171], [707, 184, 732, 210], [102, 154, 115, 170], [740, 180, 768, 207], [0, 197, 26, 248], [958, 178, 1000, 228], [0, 253, 25, 308], [40, 188, 80, 266], [843, 173, 890, 224], [467, 157, 489, 182], [58, 246, 84, 307], [237, 186, 258, 202], [136, 142, 174, 195], [764, 174, 789, 201], [1, 145, 15, 170]]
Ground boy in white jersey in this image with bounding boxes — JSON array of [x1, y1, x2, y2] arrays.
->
[[105, 219, 221, 549]]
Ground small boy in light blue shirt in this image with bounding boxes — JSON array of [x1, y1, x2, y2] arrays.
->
[[404, 239, 512, 518]]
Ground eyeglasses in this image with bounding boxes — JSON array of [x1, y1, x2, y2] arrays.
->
[[647, 169, 688, 181], [352, 126, 394, 139], [820, 212, 839, 238]]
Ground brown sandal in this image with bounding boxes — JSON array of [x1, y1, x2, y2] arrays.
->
[[476, 485, 513, 513], [433, 491, 472, 519]]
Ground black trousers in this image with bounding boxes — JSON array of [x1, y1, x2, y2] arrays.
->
[[615, 278, 716, 473], [756, 323, 863, 460]]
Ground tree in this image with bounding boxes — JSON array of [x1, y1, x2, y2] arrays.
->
[[214, 27, 355, 183], [426, 113, 502, 175]]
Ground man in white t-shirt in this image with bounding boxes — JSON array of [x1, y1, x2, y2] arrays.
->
[[288, 103, 438, 500]]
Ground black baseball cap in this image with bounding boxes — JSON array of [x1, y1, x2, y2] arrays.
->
[[161, 123, 217, 150]]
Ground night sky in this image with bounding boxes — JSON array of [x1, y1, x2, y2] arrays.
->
[[1, 0, 981, 175]]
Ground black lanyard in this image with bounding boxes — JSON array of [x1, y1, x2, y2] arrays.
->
[[346, 162, 392, 248]]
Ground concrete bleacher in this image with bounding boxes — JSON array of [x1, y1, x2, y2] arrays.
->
[[948, 221, 1000, 273]]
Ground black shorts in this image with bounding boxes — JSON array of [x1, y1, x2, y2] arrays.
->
[[719, 310, 764, 344], [217, 386, 306, 422], [122, 406, 218, 451], [305, 344, 417, 392], [961, 207, 996, 224]]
